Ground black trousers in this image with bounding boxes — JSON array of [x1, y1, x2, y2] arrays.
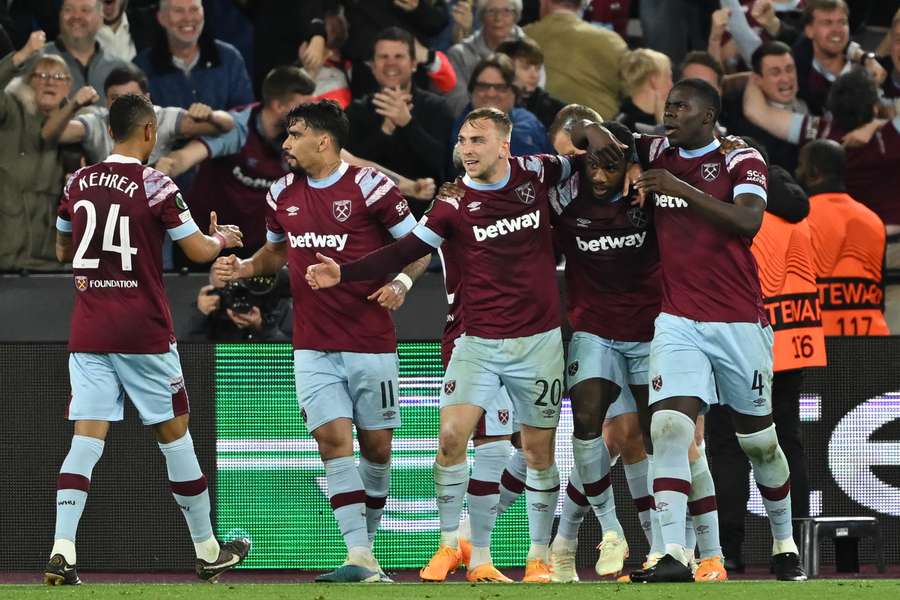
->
[[706, 369, 810, 561]]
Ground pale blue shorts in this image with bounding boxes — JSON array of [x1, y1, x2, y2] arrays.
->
[[441, 328, 564, 429], [566, 331, 649, 419], [648, 312, 774, 416], [294, 349, 401, 433], [68, 343, 188, 425]]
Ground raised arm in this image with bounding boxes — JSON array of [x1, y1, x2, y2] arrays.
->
[[742, 79, 795, 141], [177, 103, 235, 138], [155, 139, 212, 177], [41, 86, 98, 143]]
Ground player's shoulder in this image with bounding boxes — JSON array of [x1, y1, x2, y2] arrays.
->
[[348, 164, 397, 207], [266, 172, 297, 208], [63, 164, 94, 196], [141, 165, 180, 206], [724, 146, 765, 173], [636, 134, 670, 163]]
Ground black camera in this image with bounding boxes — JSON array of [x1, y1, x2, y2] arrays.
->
[[215, 276, 278, 314]]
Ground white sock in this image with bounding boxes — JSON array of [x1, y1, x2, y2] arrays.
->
[[194, 536, 221, 563], [50, 539, 77, 565]]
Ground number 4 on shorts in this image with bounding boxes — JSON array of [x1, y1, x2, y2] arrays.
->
[[750, 370, 765, 394]]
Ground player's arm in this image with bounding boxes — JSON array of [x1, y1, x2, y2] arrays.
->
[[367, 253, 431, 310], [212, 239, 288, 284], [635, 169, 765, 237], [176, 211, 244, 263], [569, 120, 628, 167], [155, 139, 211, 177], [341, 150, 435, 201], [56, 230, 73, 263], [307, 231, 436, 290], [177, 103, 235, 138]]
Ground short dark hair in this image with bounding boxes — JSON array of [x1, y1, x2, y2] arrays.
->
[[104, 64, 149, 95], [462, 107, 513, 140], [679, 51, 725, 90], [261, 65, 315, 106], [671, 78, 722, 121], [373, 26, 415, 60], [495, 37, 544, 66], [469, 53, 517, 94], [751, 41, 793, 75], [827, 67, 877, 132], [286, 100, 350, 150], [803, 0, 849, 26], [109, 93, 156, 142], [803, 139, 846, 183]]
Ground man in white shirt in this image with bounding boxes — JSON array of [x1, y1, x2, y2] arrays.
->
[[97, 0, 136, 61]]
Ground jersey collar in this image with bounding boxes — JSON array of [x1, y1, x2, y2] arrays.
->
[[104, 153, 143, 164], [462, 160, 512, 191], [677, 138, 721, 159], [308, 161, 349, 189]]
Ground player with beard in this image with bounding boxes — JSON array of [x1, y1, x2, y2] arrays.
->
[[306, 107, 625, 583], [602, 78, 806, 582], [213, 100, 430, 583]]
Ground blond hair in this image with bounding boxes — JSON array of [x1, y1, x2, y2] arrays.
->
[[620, 48, 670, 97]]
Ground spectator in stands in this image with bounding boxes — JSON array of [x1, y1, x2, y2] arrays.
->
[[134, 0, 254, 110], [547, 103, 603, 155], [796, 139, 890, 335], [495, 37, 565, 131], [0, 31, 91, 272], [445, 0, 528, 115], [678, 50, 735, 133], [155, 66, 316, 263], [878, 8, 900, 99], [743, 67, 900, 241], [707, 0, 805, 70], [41, 0, 126, 105], [615, 48, 673, 134], [41, 64, 234, 167], [733, 41, 809, 173], [795, 0, 885, 115], [95, 0, 156, 62], [305, 5, 352, 109], [340, 0, 450, 98], [525, 0, 626, 119], [187, 266, 292, 342], [346, 27, 454, 201], [448, 53, 550, 166], [248, 0, 327, 98]]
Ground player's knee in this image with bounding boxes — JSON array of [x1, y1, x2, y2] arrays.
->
[[649, 409, 694, 447], [572, 410, 602, 439], [737, 425, 781, 464], [437, 426, 468, 461]]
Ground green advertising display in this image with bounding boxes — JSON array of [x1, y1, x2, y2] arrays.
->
[[215, 342, 549, 569]]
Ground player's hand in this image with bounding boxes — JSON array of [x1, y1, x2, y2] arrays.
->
[[299, 35, 327, 77], [625, 163, 645, 206], [399, 177, 435, 200], [306, 252, 341, 289], [842, 118, 886, 148], [187, 102, 213, 122], [209, 211, 244, 249], [196, 284, 220, 315], [634, 168, 687, 197], [393, 0, 420, 12], [227, 306, 263, 330], [576, 122, 627, 169], [73, 86, 100, 109], [212, 254, 245, 282], [373, 88, 413, 128], [718, 135, 748, 154], [437, 178, 465, 201], [367, 280, 408, 310]]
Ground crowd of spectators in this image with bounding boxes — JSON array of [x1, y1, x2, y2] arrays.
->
[[1, 0, 898, 330]]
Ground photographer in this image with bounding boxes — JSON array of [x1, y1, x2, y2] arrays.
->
[[187, 265, 292, 342]]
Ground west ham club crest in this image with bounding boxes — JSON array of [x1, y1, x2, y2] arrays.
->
[[514, 182, 536, 205], [332, 199, 352, 222], [701, 162, 720, 182]]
